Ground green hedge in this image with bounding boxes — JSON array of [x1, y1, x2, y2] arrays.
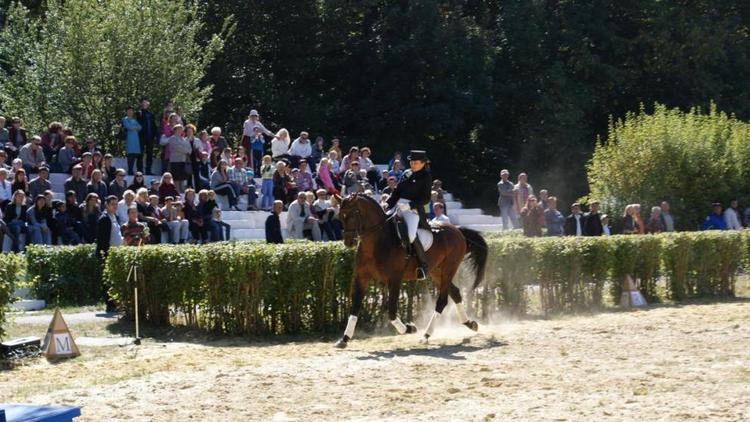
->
[[15, 231, 747, 337], [26, 245, 102, 306], [0, 253, 25, 339]]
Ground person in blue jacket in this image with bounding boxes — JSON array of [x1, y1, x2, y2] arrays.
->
[[701, 203, 727, 230]]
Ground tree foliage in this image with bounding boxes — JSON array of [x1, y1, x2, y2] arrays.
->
[[0, 0, 231, 153], [588, 103, 750, 229]]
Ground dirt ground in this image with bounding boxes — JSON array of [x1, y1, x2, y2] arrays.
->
[[2, 298, 750, 421]]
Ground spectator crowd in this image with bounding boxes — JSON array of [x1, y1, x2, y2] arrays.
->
[[0, 103, 452, 251]]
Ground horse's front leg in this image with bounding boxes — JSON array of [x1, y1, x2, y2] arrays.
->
[[388, 279, 417, 335], [335, 275, 366, 349]]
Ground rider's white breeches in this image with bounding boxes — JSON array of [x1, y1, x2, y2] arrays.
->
[[398, 207, 419, 243]]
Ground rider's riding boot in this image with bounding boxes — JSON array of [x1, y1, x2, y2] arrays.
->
[[413, 238, 429, 280]]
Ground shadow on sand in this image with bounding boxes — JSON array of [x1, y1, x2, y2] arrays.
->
[[354, 337, 507, 361]]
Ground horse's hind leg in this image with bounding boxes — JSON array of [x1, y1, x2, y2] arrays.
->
[[449, 283, 478, 332], [388, 279, 417, 335]]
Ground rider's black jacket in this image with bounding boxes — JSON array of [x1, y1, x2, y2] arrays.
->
[[386, 168, 432, 228]]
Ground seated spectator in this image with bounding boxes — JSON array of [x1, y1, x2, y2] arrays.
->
[[64, 165, 87, 204], [211, 159, 239, 211], [381, 175, 398, 196], [520, 195, 544, 237], [388, 151, 401, 170], [148, 179, 160, 197], [183, 189, 205, 243], [40, 122, 64, 162], [724, 199, 742, 230], [265, 200, 284, 244], [55, 201, 81, 245], [623, 204, 645, 234], [79, 152, 94, 181], [158, 172, 180, 205], [538, 189, 549, 209], [583, 200, 603, 236], [565, 203, 584, 236], [340, 147, 359, 175], [127, 171, 146, 192], [701, 202, 727, 230], [228, 157, 257, 210], [272, 161, 294, 205], [430, 202, 451, 225], [3, 190, 27, 251], [212, 207, 231, 241], [81, 193, 100, 243], [389, 159, 403, 180], [57, 136, 80, 173], [196, 151, 211, 190], [309, 136, 325, 174], [209, 126, 228, 153], [0, 168, 13, 208], [260, 155, 275, 211], [646, 206, 664, 234], [28, 166, 51, 200], [601, 214, 611, 235], [288, 131, 312, 168], [271, 128, 291, 161], [313, 189, 339, 241], [294, 160, 314, 192], [83, 136, 102, 156], [108, 168, 128, 200], [327, 150, 340, 174], [287, 191, 321, 241], [11, 168, 29, 201], [121, 206, 148, 246], [161, 196, 189, 244], [19, 136, 46, 175], [0, 150, 10, 171], [10, 158, 22, 177], [135, 189, 161, 244], [198, 190, 220, 242], [26, 194, 51, 245], [544, 196, 565, 236], [359, 147, 375, 173], [330, 138, 342, 162], [316, 157, 339, 195], [116, 190, 136, 224], [0, 116, 8, 151], [87, 170, 108, 209], [432, 179, 445, 202], [7, 117, 27, 157], [342, 161, 364, 196], [101, 154, 117, 185]]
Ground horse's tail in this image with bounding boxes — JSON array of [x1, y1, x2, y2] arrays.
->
[[459, 227, 488, 290]]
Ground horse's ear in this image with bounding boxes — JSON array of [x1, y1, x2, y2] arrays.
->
[[333, 193, 343, 203]]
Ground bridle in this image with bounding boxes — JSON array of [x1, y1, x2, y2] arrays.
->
[[342, 195, 386, 241]]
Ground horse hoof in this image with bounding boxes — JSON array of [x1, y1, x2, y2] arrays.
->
[[334, 338, 348, 349], [405, 322, 418, 334], [419, 335, 430, 344], [464, 320, 479, 332]]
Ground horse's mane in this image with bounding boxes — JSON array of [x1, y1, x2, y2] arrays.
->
[[355, 193, 385, 216]]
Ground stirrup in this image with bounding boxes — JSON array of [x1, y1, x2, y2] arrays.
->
[[416, 266, 428, 280]]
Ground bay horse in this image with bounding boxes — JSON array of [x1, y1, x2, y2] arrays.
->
[[334, 192, 488, 348]]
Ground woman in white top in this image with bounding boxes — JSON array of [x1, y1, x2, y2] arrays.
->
[[117, 190, 136, 224], [271, 128, 291, 160], [0, 168, 12, 205]]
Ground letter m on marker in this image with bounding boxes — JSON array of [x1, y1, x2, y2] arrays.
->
[[55, 334, 71, 353]]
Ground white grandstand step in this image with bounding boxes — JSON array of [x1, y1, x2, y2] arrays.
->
[[465, 224, 506, 233], [451, 214, 504, 225], [447, 208, 481, 215]]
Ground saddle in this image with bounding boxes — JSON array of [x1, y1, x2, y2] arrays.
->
[[387, 212, 437, 253]]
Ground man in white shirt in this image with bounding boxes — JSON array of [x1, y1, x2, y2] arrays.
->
[[430, 202, 451, 225], [660, 201, 675, 232], [0, 168, 11, 203], [288, 131, 312, 167], [724, 199, 742, 230], [287, 192, 321, 240], [565, 203, 583, 236]]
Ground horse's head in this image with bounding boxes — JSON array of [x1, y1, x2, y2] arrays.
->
[[337, 192, 385, 248]]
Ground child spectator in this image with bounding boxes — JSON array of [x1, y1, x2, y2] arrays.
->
[[55, 201, 81, 245], [260, 155, 275, 210]]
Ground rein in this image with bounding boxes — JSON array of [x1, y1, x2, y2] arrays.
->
[[342, 196, 387, 241]]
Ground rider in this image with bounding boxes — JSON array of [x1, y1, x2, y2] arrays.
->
[[386, 150, 432, 280]]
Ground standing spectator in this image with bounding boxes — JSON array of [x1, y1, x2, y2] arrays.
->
[[287, 191, 321, 240], [538, 190, 549, 210], [723, 199, 742, 230], [430, 202, 451, 225], [79, 152, 94, 181], [288, 131, 312, 168], [127, 172, 146, 192], [564, 203, 584, 236], [623, 204, 645, 234], [228, 157, 257, 210], [211, 159, 239, 211], [259, 155, 275, 211], [161, 196, 189, 244], [11, 169, 29, 198], [7, 117, 28, 157], [19, 136, 46, 174], [57, 136, 80, 172], [601, 215, 611, 235], [646, 206, 665, 234], [100, 154, 117, 185], [660, 201, 675, 232], [317, 157, 338, 194], [0, 116, 8, 151], [701, 203, 727, 230], [242, 110, 274, 149], [164, 124, 193, 192], [520, 196, 544, 237], [496, 169, 515, 230], [81, 193, 100, 243], [248, 127, 266, 174], [208, 127, 228, 155], [26, 195, 51, 245], [87, 170, 108, 208], [121, 206, 148, 246], [29, 167, 52, 200], [633, 204, 645, 234], [3, 190, 27, 251], [583, 200, 603, 236], [64, 165, 88, 204], [271, 128, 291, 161], [122, 106, 142, 175], [309, 136, 326, 173], [513, 173, 534, 221], [96, 196, 122, 256], [265, 200, 284, 244], [137, 98, 159, 175], [544, 196, 565, 236], [313, 189, 339, 240], [55, 201, 81, 245], [0, 169, 12, 207]]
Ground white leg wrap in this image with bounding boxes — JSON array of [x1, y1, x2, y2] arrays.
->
[[425, 311, 440, 337], [344, 315, 358, 338], [390, 317, 407, 334], [455, 302, 469, 324]]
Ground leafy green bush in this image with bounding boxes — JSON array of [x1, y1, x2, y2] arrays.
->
[[0, 253, 25, 339], [588, 103, 750, 230], [26, 245, 102, 306]]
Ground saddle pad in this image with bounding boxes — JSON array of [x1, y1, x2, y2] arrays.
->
[[417, 229, 433, 251]]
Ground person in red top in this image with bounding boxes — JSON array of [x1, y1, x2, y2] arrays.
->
[[158, 172, 180, 205]]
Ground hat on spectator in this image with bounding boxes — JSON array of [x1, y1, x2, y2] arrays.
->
[[299, 159, 307, 164], [291, 168, 300, 173], [249, 109, 259, 117], [82, 152, 92, 157], [39, 166, 49, 173], [72, 164, 82, 170], [407, 150, 428, 162], [52, 200, 64, 210], [351, 161, 360, 166], [150, 179, 159, 185]]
